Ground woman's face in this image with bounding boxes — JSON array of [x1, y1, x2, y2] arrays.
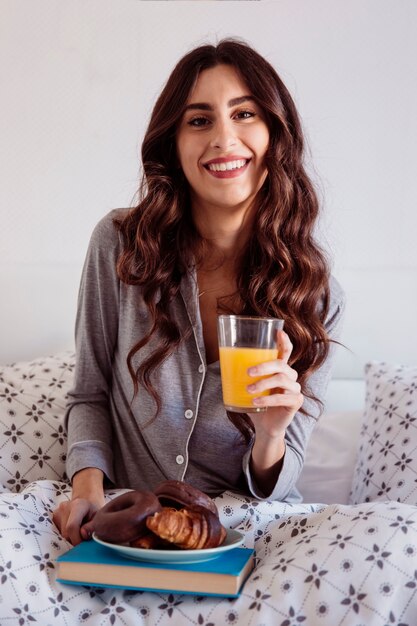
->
[[176, 64, 269, 216]]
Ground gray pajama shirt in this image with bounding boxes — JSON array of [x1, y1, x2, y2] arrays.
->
[[65, 209, 345, 502]]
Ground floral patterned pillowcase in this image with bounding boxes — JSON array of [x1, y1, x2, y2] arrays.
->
[[0, 352, 75, 492], [349, 361, 417, 505]]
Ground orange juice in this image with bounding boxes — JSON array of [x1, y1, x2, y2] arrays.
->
[[219, 346, 277, 411]]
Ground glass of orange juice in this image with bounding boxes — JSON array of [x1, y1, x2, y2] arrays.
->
[[217, 315, 284, 413]]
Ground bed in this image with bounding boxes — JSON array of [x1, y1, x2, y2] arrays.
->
[[1, 351, 417, 625]]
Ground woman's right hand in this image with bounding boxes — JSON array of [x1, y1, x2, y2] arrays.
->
[[52, 467, 106, 545]]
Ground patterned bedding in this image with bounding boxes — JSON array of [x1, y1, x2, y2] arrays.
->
[[1, 353, 417, 625], [1, 484, 417, 625]]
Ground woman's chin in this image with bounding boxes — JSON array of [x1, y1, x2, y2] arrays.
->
[[193, 191, 257, 213]]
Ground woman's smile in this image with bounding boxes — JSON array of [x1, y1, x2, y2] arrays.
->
[[203, 156, 251, 178]]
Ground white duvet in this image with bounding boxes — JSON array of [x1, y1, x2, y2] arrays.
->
[[1, 481, 416, 626]]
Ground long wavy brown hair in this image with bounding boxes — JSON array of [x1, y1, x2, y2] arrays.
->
[[114, 38, 331, 439]]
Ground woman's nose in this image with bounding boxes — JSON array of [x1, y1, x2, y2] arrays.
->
[[209, 118, 238, 150]]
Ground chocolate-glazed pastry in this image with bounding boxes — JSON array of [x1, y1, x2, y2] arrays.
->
[[93, 491, 161, 544], [153, 480, 219, 517]]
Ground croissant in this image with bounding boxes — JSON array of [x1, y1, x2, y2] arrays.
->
[[146, 505, 227, 550]]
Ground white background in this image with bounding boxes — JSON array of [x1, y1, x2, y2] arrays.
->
[[1, 0, 416, 377]]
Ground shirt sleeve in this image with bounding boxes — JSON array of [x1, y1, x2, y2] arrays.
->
[[65, 211, 122, 484], [242, 276, 346, 501]]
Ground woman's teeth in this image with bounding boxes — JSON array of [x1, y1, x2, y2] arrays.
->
[[207, 159, 247, 172]]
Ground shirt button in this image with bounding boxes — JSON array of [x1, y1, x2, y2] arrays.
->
[[176, 454, 184, 465], [198, 364, 204, 373], [184, 409, 193, 419]]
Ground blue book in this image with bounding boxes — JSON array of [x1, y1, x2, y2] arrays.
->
[[56, 540, 254, 598]]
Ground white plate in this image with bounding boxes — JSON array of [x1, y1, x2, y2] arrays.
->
[[92, 528, 245, 564]]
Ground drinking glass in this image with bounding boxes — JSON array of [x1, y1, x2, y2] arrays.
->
[[217, 315, 284, 413]]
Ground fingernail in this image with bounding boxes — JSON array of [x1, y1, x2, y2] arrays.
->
[[247, 384, 256, 393], [248, 367, 258, 376], [253, 397, 262, 405]]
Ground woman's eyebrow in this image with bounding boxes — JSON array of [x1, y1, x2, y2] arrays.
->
[[184, 95, 254, 112]]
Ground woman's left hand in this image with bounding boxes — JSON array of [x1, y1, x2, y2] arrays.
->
[[246, 330, 303, 438]]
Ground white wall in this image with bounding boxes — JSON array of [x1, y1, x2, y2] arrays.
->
[[1, 0, 416, 377]]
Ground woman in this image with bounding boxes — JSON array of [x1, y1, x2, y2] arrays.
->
[[53, 39, 345, 545]]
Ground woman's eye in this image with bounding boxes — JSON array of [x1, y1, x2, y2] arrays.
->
[[187, 117, 210, 127], [235, 110, 256, 120]]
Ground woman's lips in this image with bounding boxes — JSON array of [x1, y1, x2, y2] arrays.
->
[[203, 158, 251, 179]]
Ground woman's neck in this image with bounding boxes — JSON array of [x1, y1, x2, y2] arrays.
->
[[192, 202, 255, 270]]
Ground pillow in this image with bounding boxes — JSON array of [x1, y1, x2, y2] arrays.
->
[[0, 351, 75, 491], [349, 361, 417, 505], [296, 409, 362, 504]]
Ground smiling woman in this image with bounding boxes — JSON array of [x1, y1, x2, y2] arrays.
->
[[52, 39, 345, 547]]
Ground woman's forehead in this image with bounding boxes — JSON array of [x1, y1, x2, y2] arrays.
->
[[186, 64, 251, 105]]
